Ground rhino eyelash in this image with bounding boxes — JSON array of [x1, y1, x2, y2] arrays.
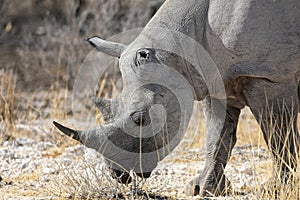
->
[[133, 57, 140, 67], [134, 57, 146, 67]]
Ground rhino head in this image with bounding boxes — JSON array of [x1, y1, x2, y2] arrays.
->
[[53, 34, 206, 183]]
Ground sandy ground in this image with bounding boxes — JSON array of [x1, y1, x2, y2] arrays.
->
[[0, 132, 271, 199]]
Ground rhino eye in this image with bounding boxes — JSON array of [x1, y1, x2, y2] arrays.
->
[[138, 50, 150, 59], [135, 48, 155, 66]]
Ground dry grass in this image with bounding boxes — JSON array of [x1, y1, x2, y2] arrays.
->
[[0, 69, 16, 142]]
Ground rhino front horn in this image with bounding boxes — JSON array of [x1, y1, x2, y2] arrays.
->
[[53, 121, 82, 142], [87, 36, 127, 58], [53, 121, 116, 152]]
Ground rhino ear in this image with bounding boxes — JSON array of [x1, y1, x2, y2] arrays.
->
[[87, 36, 127, 58]]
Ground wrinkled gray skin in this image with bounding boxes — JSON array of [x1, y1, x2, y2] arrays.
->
[[54, 0, 300, 197]]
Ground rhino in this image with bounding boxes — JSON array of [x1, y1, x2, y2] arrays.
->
[[53, 0, 300, 197]]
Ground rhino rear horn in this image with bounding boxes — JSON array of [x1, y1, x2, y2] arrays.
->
[[91, 97, 116, 121], [87, 36, 127, 58]]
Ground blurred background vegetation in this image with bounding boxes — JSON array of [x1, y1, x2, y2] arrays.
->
[[0, 0, 165, 129], [0, 0, 164, 92]]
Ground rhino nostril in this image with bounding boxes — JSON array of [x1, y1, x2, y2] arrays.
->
[[130, 111, 150, 126]]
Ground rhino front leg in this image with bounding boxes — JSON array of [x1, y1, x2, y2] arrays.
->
[[244, 79, 300, 183], [186, 97, 241, 197]]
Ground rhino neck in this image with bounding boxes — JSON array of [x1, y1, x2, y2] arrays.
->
[[146, 0, 209, 45]]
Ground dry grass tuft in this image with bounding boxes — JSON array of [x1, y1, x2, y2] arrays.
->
[[49, 155, 162, 200], [0, 69, 16, 124], [0, 69, 17, 143]]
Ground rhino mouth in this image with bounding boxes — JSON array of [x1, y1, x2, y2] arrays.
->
[[111, 169, 152, 184]]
